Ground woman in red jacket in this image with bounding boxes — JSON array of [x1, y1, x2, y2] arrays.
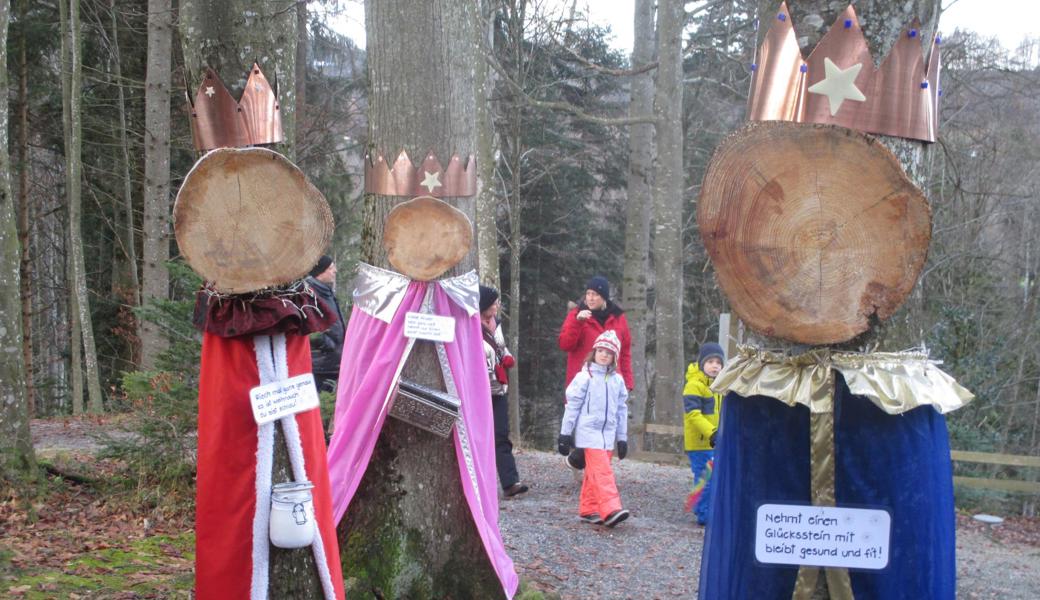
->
[[558, 275, 634, 394]]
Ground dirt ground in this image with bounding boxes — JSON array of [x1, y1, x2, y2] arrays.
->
[[21, 418, 1040, 599]]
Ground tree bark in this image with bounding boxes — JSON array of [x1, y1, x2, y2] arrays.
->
[[140, 0, 173, 371], [338, 1, 504, 597], [650, 0, 685, 427], [108, 0, 142, 367], [0, 0, 37, 481], [15, 0, 34, 417], [621, 0, 655, 451], [294, 0, 307, 151], [60, 0, 104, 414], [178, 2, 317, 596]]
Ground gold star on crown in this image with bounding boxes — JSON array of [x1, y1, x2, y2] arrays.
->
[[748, 2, 941, 142], [186, 62, 284, 151]]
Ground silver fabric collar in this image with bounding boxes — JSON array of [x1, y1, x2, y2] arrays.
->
[[352, 262, 480, 323]]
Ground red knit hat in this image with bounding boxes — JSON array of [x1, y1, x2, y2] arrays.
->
[[592, 330, 621, 356]]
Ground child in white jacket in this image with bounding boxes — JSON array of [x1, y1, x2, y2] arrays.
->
[[557, 330, 630, 527]]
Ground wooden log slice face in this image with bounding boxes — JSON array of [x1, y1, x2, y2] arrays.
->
[[174, 147, 333, 294], [383, 196, 473, 281], [697, 122, 931, 344]]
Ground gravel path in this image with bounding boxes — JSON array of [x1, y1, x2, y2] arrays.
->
[[29, 418, 1040, 598], [499, 448, 1040, 600]]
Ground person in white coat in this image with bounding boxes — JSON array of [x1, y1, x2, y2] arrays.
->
[[557, 330, 630, 527]]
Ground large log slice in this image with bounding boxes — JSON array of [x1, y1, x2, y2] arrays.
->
[[174, 147, 333, 293], [383, 195, 473, 281], [697, 122, 931, 344]]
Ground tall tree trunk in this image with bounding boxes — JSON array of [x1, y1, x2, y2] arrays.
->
[[294, 0, 307, 151], [0, 0, 37, 481], [140, 0, 173, 371], [109, 0, 142, 367], [15, 0, 34, 417], [650, 0, 685, 428], [178, 2, 309, 595], [60, 0, 104, 414], [473, 2, 518, 439], [340, 1, 503, 597], [621, 0, 655, 451]]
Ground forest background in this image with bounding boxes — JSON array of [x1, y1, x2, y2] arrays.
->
[[0, 0, 1038, 519]]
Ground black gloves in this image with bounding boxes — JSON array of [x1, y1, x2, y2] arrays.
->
[[558, 434, 573, 456], [709, 431, 717, 448], [616, 440, 628, 460]]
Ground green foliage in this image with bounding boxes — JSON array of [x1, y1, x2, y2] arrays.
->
[[99, 261, 201, 510]]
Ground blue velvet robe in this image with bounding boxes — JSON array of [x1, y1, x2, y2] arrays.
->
[[698, 373, 955, 599]]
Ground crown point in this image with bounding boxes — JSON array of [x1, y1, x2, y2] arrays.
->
[[909, 29, 918, 38], [844, 19, 852, 29], [777, 13, 786, 22]]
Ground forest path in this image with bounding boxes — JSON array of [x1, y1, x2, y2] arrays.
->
[[26, 418, 1040, 599]]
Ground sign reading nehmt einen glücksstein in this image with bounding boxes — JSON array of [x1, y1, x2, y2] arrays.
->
[[755, 504, 891, 570], [249, 373, 321, 425]]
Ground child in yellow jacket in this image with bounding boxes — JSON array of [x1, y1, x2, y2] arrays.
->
[[683, 342, 724, 525]]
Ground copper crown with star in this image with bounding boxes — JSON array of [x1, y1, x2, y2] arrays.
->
[[364, 151, 477, 198], [187, 62, 284, 152], [748, 2, 940, 142]]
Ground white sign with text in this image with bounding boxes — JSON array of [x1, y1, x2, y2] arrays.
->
[[249, 373, 321, 425], [755, 504, 891, 570], [403, 312, 456, 342]]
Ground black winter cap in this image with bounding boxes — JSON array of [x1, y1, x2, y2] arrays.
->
[[586, 275, 610, 303], [309, 255, 333, 278], [479, 285, 499, 313]]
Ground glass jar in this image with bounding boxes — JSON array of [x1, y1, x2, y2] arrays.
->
[[269, 481, 316, 549]]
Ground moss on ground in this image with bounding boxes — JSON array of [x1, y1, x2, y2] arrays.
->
[[0, 531, 194, 598]]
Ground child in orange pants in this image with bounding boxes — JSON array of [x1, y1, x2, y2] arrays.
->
[[558, 330, 630, 527]]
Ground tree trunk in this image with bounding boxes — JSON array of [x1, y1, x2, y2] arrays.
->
[[108, 0, 141, 367], [473, 2, 518, 440], [621, 0, 655, 451], [178, 2, 316, 596], [60, 0, 103, 414], [179, 0, 297, 153], [15, 0, 34, 417], [650, 0, 685, 427], [0, 0, 37, 481], [294, 0, 307, 151], [339, 1, 503, 597], [140, 0, 173, 371]]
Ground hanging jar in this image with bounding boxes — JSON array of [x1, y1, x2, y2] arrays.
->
[[269, 481, 316, 549]]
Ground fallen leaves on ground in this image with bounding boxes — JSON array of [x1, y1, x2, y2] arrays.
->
[[0, 457, 194, 598], [956, 512, 1040, 548]]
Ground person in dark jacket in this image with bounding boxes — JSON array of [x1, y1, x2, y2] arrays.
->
[[306, 255, 345, 393], [480, 285, 528, 498]]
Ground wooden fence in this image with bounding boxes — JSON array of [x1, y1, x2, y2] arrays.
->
[[631, 423, 1040, 495]]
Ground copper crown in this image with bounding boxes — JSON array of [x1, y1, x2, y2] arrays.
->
[[365, 151, 477, 198], [748, 2, 940, 142], [187, 62, 284, 151]]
